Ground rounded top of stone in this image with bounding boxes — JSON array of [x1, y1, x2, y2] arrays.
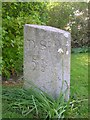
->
[[25, 24, 70, 36]]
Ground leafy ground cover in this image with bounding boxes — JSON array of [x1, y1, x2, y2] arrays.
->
[[2, 53, 88, 118]]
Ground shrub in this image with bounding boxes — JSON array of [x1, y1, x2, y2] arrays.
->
[[47, 2, 88, 48], [2, 2, 48, 80]]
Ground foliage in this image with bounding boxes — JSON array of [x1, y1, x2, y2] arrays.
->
[[2, 2, 48, 79], [47, 3, 73, 29], [0, 57, 2, 75], [47, 2, 88, 48], [2, 86, 88, 119], [71, 47, 89, 53]]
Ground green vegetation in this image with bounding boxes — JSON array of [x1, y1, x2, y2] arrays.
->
[[2, 2, 88, 80], [2, 2, 48, 79], [71, 47, 89, 53], [70, 53, 88, 117], [47, 2, 88, 47], [1, 2, 89, 118], [2, 53, 88, 118]]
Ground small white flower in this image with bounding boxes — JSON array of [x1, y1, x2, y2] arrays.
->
[[58, 48, 64, 54], [66, 51, 69, 55]]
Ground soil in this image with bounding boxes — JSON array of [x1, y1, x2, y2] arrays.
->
[[2, 75, 24, 86], [2, 80, 24, 86]]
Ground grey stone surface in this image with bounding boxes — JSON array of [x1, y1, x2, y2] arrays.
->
[[24, 24, 71, 100]]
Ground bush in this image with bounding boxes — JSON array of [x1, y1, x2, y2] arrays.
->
[[2, 2, 48, 80], [71, 47, 89, 53], [47, 2, 88, 48]]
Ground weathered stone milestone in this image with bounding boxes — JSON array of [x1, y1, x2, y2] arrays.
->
[[24, 24, 71, 100]]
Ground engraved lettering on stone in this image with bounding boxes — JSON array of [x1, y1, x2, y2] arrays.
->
[[27, 39, 35, 50], [55, 39, 61, 47], [31, 61, 37, 70], [24, 24, 71, 100], [54, 39, 61, 53], [40, 40, 47, 49], [27, 39, 30, 41], [41, 59, 47, 72], [33, 46, 39, 60], [48, 40, 52, 48], [32, 55, 38, 60]]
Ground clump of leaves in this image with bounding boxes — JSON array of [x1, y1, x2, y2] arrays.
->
[[2, 2, 48, 80], [2, 86, 88, 119], [71, 47, 89, 53]]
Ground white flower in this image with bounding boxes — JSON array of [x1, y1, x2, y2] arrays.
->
[[58, 48, 64, 54]]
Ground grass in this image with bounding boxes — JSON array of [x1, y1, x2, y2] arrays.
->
[[69, 53, 88, 118], [2, 53, 88, 118]]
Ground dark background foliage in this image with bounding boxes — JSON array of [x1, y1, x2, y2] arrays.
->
[[47, 2, 88, 48]]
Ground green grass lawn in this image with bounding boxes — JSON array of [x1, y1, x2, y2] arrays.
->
[[2, 53, 88, 118], [70, 53, 88, 118]]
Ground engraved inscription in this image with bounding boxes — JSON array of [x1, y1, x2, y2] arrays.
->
[[31, 61, 37, 70], [40, 40, 47, 49], [41, 59, 47, 72], [24, 25, 70, 100], [55, 39, 61, 48], [48, 40, 52, 47], [32, 55, 39, 60], [27, 39, 35, 50]]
